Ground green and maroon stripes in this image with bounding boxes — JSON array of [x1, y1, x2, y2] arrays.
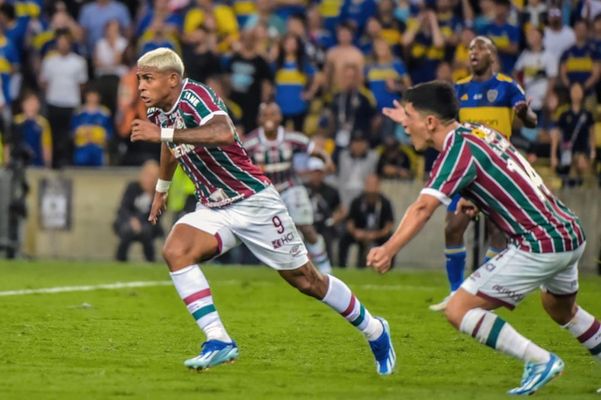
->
[[184, 288, 217, 321], [427, 125, 584, 254], [340, 295, 366, 327]]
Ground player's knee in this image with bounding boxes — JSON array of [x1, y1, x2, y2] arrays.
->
[[162, 242, 193, 269], [444, 298, 465, 329]]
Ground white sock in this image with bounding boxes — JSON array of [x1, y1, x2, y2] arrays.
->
[[322, 275, 383, 341], [563, 306, 601, 360], [170, 265, 231, 343], [460, 308, 550, 363], [306, 235, 332, 273]]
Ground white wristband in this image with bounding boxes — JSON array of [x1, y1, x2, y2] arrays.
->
[[160, 127, 174, 142], [155, 179, 171, 193]]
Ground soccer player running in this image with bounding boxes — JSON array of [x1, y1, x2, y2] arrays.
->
[[244, 102, 333, 274], [368, 81, 599, 395], [429, 36, 538, 311], [130, 48, 395, 375]]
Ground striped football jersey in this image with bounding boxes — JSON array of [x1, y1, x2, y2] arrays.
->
[[243, 126, 313, 192], [147, 78, 270, 208], [421, 123, 585, 253]]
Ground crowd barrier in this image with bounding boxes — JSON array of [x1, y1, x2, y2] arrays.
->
[[9, 168, 600, 272]]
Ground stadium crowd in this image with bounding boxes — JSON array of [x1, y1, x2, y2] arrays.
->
[[0, 0, 600, 264]]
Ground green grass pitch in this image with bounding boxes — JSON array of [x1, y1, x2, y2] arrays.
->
[[0, 261, 599, 399]]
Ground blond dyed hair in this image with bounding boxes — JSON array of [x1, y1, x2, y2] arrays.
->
[[137, 47, 185, 76]]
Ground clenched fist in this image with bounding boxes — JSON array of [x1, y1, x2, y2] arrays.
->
[[131, 119, 161, 143]]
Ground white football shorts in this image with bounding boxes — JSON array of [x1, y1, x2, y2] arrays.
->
[[461, 242, 586, 309], [175, 185, 309, 270], [279, 185, 314, 226]]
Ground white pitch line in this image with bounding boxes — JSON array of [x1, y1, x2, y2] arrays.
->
[[0, 279, 437, 297], [0, 280, 173, 297]]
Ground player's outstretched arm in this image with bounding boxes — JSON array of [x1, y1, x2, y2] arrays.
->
[[367, 194, 440, 273], [131, 115, 235, 147]]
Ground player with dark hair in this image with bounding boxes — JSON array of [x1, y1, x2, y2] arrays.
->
[[430, 36, 538, 311], [369, 80, 598, 395]]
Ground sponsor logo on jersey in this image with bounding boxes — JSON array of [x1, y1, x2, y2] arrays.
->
[[272, 232, 295, 249]]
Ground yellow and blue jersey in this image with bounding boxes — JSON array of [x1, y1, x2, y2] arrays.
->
[[230, 0, 256, 26], [407, 29, 445, 84], [366, 59, 408, 110], [560, 43, 601, 86], [274, 61, 316, 116], [0, 35, 19, 103], [455, 73, 526, 138], [71, 107, 112, 167], [12, 114, 52, 167], [317, 0, 346, 34], [13, 0, 42, 21]]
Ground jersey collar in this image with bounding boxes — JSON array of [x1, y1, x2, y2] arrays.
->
[[164, 78, 188, 115]]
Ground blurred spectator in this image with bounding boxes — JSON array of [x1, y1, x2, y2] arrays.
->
[[306, 5, 336, 54], [435, 61, 454, 83], [473, 0, 496, 32], [94, 20, 127, 78], [342, 0, 377, 37], [244, 0, 286, 37], [305, 156, 345, 262], [374, 0, 405, 54], [514, 26, 557, 117], [366, 38, 411, 112], [231, 0, 257, 27], [543, 7, 575, 67], [452, 27, 476, 81], [94, 19, 128, 115], [274, 33, 321, 131], [182, 25, 221, 83], [7, 92, 51, 168], [325, 22, 365, 91], [327, 63, 377, 150], [403, 10, 444, 84], [338, 174, 394, 268], [40, 30, 88, 168], [315, 0, 346, 35], [337, 132, 378, 208], [376, 136, 413, 180], [225, 28, 273, 133], [71, 87, 112, 167], [139, 19, 180, 56], [436, 0, 463, 52], [183, 0, 238, 54], [113, 160, 163, 262], [559, 19, 600, 95], [366, 38, 410, 139], [0, 4, 27, 59], [287, 12, 327, 69], [551, 82, 596, 186], [116, 44, 159, 166], [357, 16, 382, 55], [479, 0, 520, 74], [78, 0, 131, 56], [31, 2, 84, 62], [0, 22, 19, 105], [519, 0, 548, 29]]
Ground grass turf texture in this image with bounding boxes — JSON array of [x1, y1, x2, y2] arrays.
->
[[0, 261, 600, 400]]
